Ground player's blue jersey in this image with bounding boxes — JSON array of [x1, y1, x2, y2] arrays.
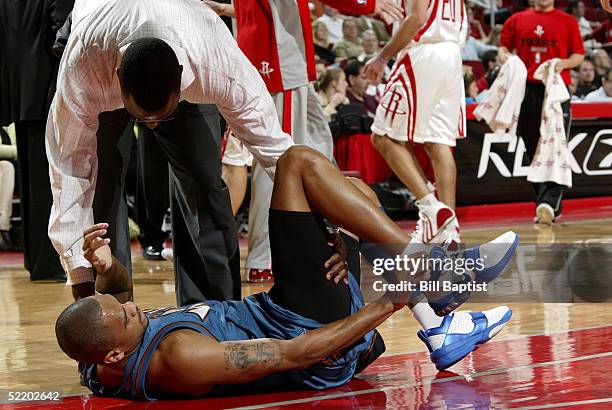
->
[[80, 275, 380, 400]]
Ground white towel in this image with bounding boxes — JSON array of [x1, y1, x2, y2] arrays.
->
[[527, 59, 572, 188], [474, 55, 527, 135]]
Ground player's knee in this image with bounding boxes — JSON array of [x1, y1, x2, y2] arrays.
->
[[277, 145, 321, 175], [347, 177, 381, 206]]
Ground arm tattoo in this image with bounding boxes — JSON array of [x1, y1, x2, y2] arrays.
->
[[223, 341, 284, 371]]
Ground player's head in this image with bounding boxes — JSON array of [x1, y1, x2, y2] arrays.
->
[[55, 294, 147, 364], [534, 0, 555, 10], [117, 37, 183, 129]]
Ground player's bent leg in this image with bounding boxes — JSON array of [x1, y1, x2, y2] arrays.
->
[[418, 306, 513, 371], [272, 146, 409, 244]]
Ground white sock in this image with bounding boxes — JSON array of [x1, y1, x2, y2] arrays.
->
[[411, 302, 444, 330], [417, 192, 437, 207]]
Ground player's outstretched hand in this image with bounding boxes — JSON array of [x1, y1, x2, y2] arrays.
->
[[83, 223, 113, 273], [325, 229, 349, 285], [364, 54, 387, 84], [374, 0, 404, 25]]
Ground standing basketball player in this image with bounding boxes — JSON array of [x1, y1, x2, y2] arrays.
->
[[365, 0, 467, 244]]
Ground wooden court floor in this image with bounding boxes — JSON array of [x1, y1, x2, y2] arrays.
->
[[1, 217, 611, 408]]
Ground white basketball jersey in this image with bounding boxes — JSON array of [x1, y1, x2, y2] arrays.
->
[[394, 0, 468, 47]]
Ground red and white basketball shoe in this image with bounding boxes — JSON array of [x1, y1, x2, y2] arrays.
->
[[412, 200, 456, 244]]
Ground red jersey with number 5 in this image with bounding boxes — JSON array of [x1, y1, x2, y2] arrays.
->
[[500, 9, 584, 84], [395, 0, 467, 46]]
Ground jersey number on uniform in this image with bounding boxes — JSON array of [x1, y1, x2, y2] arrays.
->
[[442, 0, 459, 22]]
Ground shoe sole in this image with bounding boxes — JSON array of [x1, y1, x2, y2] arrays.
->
[[473, 233, 520, 284], [424, 308, 513, 371], [536, 205, 554, 225]]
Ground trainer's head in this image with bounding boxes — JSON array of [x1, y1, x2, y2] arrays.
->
[[55, 294, 147, 364], [117, 37, 183, 129]]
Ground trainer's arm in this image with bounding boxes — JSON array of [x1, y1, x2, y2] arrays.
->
[[207, 17, 293, 179], [47, 68, 101, 287], [161, 298, 401, 393]]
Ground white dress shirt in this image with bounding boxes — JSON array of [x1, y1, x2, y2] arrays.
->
[[46, 0, 293, 281]]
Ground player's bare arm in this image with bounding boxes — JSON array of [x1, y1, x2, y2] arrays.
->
[[82, 223, 133, 303], [147, 296, 402, 397], [364, 0, 429, 82]]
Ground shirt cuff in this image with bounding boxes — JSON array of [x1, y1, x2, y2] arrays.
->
[[62, 254, 94, 285]]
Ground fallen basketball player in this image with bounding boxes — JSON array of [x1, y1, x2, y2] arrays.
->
[[56, 146, 518, 399]]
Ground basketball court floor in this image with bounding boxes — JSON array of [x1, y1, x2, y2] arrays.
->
[[1, 198, 611, 409]]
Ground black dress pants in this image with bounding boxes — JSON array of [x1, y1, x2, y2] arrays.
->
[[15, 120, 65, 281], [517, 82, 572, 216], [135, 125, 170, 250], [93, 102, 240, 306]]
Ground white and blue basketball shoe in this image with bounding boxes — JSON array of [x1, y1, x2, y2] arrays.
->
[[427, 231, 519, 316], [418, 306, 513, 371]]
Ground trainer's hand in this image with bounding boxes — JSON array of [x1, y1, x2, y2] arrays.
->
[[324, 230, 349, 285], [374, 0, 404, 25], [83, 223, 113, 273]]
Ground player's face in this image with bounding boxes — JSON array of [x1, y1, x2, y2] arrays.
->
[[122, 90, 180, 130], [94, 294, 148, 360]]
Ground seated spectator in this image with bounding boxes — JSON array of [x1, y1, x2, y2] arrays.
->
[[476, 65, 501, 102], [482, 49, 499, 72], [584, 69, 612, 101], [317, 67, 349, 122], [333, 17, 364, 62], [487, 25, 502, 47], [468, 6, 489, 42], [0, 127, 17, 251], [592, 49, 611, 87], [567, 1, 602, 52], [462, 8, 498, 61], [344, 59, 378, 116], [576, 59, 599, 98], [313, 20, 336, 65], [464, 70, 479, 104], [315, 58, 327, 83], [316, 5, 343, 45], [357, 29, 379, 62], [570, 69, 581, 98], [355, 16, 389, 42]]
